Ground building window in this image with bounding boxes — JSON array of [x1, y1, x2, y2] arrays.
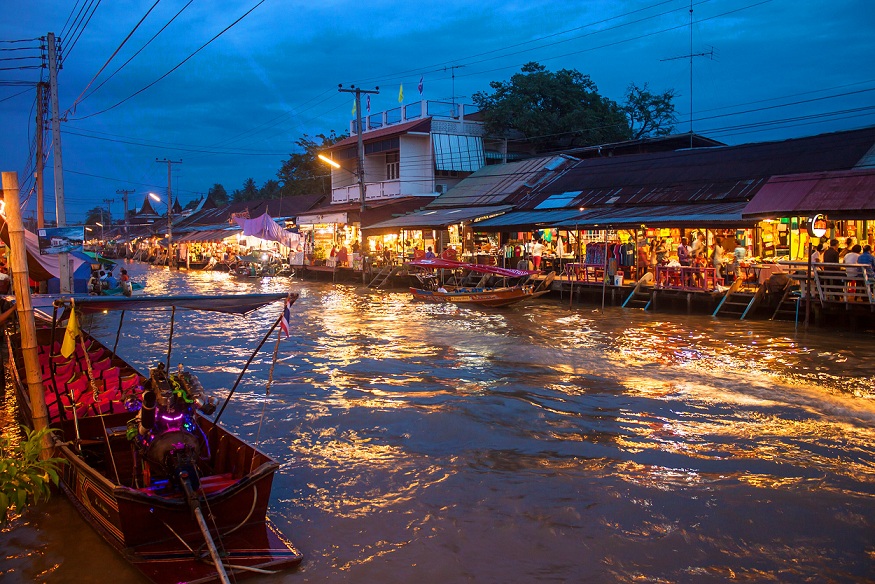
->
[[386, 151, 399, 180]]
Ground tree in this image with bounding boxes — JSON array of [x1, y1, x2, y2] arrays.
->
[[472, 62, 631, 151], [207, 183, 228, 206], [277, 132, 346, 198], [623, 83, 677, 140], [84, 206, 107, 226], [259, 179, 281, 199], [232, 178, 259, 203]]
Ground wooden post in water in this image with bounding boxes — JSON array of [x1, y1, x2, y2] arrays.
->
[[2, 172, 51, 455]]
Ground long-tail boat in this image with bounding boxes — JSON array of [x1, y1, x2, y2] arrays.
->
[[408, 258, 554, 307], [9, 293, 302, 584]]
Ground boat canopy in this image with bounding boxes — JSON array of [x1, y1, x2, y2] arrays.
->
[[408, 258, 535, 278], [42, 293, 292, 315]]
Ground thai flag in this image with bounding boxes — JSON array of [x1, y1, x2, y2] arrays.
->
[[366, 94, 370, 114], [280, 295, 291, 337], [418, 75, 423, 96]]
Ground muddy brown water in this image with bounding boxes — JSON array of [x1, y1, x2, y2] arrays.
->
[[2, 261, 873, 583]]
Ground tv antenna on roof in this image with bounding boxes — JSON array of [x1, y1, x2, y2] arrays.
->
[[660, 0, 716, 147], [443, 64, 465, 114]]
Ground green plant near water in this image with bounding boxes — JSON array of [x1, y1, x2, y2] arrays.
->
[[0, 426, 66, 525]]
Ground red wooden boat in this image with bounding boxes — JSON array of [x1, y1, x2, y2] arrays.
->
[[11, 293, 302, 584], [408, 259, 554, 307]]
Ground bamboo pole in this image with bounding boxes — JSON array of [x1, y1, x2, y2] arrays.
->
[[2, 171, 50, 456]]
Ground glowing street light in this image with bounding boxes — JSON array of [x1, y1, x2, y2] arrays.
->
[[317, 154, 341, 169]]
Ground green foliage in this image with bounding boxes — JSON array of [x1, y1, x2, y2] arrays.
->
[[623, 82, 678, 140], [472, 62, 632, 151], [0, 426, 66, 525], [277, 132, 346, 198], [207, 183, 229, 206], [84, 206, 110, 226]]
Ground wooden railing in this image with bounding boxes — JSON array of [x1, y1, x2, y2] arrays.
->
[[780, 261, 875, 305]]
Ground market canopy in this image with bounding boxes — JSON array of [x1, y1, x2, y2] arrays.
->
[[41, 293, 291, 315], [234, 212, 301, 248], [365, 205, 513, 230], [742, 169, 875, 219], [0, 221, 92, 281], [552, 201, 751, 229]]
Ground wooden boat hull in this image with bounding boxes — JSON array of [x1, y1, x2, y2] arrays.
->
[[409, 286, 550, 307], [11, 315, 302, 583]]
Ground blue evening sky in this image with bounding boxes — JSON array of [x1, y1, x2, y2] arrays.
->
[[1, 0, 873, 223]]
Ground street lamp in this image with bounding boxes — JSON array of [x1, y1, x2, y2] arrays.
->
[[95, 221, 104, 241], [149, 192, 174, 266]]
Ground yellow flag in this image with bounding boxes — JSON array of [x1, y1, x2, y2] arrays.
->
[[60, 307, 80, 358], [398, 84, 404, 103]]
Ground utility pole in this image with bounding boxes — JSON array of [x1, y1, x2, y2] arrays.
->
[[660, 1, 715, 148], [47, 31, 72, 293], [35, 81, 47, 229], [117, 188, 133, 236], [101, 197, 113, 241], [156, 158, 181, 267], [338, 85, 379, 215]]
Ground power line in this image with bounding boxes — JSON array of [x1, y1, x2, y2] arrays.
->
[[79, 0, 195, 105], [66, 0, 163, 116], [68, 0, 268, 121], [64, 0, 102, 63]]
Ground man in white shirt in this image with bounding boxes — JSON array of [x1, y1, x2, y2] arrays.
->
[[531, 239, 545, 270]]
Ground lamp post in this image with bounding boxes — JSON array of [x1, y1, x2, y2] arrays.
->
[[95, 221, 104, 242]]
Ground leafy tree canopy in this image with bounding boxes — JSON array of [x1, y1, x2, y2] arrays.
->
[[277, 132, 346, 198], [473, 62, 632, 150], [623, 82, 677, 140], [84, 206, 109, 226], [231, 178, 259, 203], [207, 183, 228, 206]]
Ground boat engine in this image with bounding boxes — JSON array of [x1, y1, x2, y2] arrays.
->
[[132, 363, 218, 491]]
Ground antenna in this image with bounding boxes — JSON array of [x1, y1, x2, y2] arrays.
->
[[443, 64, 466, 114], [660, 1, 716, 147]]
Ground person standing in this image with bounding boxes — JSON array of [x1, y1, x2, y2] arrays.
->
[[532, 239, 545, 271], [857, 245, 875, 278], [711, 240, 724, 279], [677, 237, 692, 266], [691, 233, 706, 258], [823, 239, 840, 263], [810, 243, 824, 264], [425, 246, 435, 259]]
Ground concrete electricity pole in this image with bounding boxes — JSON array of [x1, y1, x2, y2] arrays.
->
[[47, 31, 72, 293], [117, 188, 134, 236], [35, 82, 47, 229], [337, 84, 379, 214], [156, 158, 182, 267]]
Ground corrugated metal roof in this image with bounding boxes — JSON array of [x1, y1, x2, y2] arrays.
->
[[474, 209, 585, 229], [742, 169, 875, 218], [427, 155, 576, 209], [528, 127, 875, 210], [553, 202, 751, 228], [174, 195, 325, 229], [366, 205, 513, 230], [326, 118, 432, 151]]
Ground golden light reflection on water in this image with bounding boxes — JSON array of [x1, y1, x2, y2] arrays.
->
[[3, 264, 875, 582]]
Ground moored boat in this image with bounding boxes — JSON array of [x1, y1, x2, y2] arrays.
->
[[408, 258, 554, 307], [10, 293, 302, 584]]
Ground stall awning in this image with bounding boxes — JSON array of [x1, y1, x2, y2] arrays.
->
[[365, 205, 512, 230], [173, 228, 240, 243], [742, 169, 875, 219], [553, 201, 752, 229], [473, 209, 586, 230]]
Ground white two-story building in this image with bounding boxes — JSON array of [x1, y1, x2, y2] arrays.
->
[[297, 100, 493, 263]]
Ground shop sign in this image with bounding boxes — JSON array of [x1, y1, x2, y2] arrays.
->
[[806, 214, 828, 238]]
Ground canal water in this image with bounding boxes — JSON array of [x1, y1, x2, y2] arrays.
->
[[2, 261, 874, 583]]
